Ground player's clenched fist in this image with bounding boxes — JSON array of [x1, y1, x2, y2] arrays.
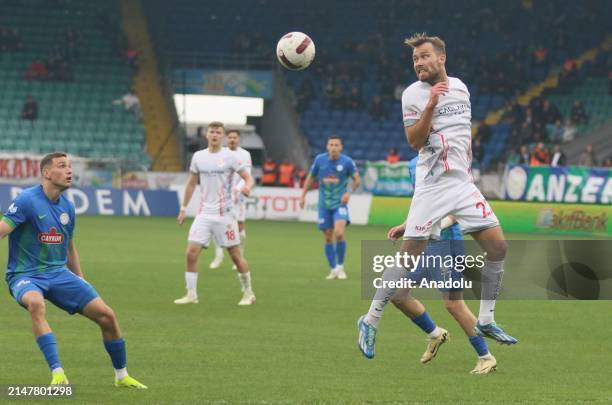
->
[[177, 208, 186, 225], [427, 81, 449, 108]]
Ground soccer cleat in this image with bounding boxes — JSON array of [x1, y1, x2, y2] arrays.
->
[[326, 268, 341, 280], [173, 294, 199, 304], [357, 315, 377, 359], [115, 375, 148, 389], [209, 256, 223, 269], [336, 266, 347, 280], [475, 321, 518, 345], [50, 372, 69, 385], [238, 291, 256, 305], [470, 354, 497, 374], [420, 328, 449, 364]]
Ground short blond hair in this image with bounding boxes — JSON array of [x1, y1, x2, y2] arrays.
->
[[404, 33, 446, 55], [208, 121, 225, 130]]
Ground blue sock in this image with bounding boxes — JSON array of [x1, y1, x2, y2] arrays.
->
[[469, 335, 489, 357], [411, 311, 436, 334], [104, 338, 127, 369], [36, 332, 62, 371], [324, 243, 337, 269], [336, 240, 346, 265]]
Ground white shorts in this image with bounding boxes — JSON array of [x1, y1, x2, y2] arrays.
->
[[403, 181, 500, 240], [188, 214, 240, 248], [232, 201, 246, 223]]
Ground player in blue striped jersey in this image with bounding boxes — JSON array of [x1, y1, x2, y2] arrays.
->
[[0, 152, 147, 388], [299, 136, 361, 280]]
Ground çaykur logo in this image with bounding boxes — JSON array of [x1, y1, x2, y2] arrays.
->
[[38, 227, 64, 244]]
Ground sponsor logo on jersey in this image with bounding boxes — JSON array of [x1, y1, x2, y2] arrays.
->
[[415, 220, 433, 232], [38, 227, 64, 244], [217, 159, 226, 168], [16, 279, 31, 288], [437, 103, 470, 116], [322, 175, 340, 185], [59, 213, 70, 225], [336, 165, 343, 172]]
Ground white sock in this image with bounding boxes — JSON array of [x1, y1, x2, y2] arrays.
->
[[336, 264, 344, 272], [479, 353, 492, 359], [52, 367, 64, 375], [366, 266, 407, 328], [185, 272, 198, 296], [114, 367, 128, 380], [238, 272, 252, 293], [215, 244, 223, 259], [239, 230, 246, 257], [478, 259, 504, 324], [428, 326, 442, 338]]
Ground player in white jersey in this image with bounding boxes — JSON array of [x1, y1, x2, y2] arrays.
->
[[209, 129, 252, 270], [174, 122, 256, 306], [358, 33, 517, 359]]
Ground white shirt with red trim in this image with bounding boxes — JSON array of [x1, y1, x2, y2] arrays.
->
[[402, 76, 473, 188], [189, 147, 248, 217], [230, 146, 252, 203]]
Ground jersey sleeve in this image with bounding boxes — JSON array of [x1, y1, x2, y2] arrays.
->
[[309, 155, 321, 177], [402, 87, 422, 128], [1, 193, 31, 229], [346, 157, 357, 177], [189, 153, 199, 174], [232, 153, 249, 175], [68, 201, 76, 240], [242, 151, 253, 175]]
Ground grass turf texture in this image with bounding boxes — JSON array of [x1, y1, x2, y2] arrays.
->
[[1, 216, 611, 404]]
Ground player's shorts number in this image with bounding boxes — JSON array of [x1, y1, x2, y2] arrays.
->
[[338, 207, 348, 216], [476, 202, 492, 218], [225, 230, 236, 241]]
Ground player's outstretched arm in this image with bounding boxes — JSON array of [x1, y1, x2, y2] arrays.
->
[[67, 239, 84, 278], [405, 82, 448, 150], [299, 175, 314, 209], [0, 219, 15, 239], [178, 173, 198, 225]]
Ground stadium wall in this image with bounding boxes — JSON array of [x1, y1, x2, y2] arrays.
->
[[368, 196, 611, 237]]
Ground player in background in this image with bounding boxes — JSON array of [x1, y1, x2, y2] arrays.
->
[[0, 152, 147, 388], [174, 122, 256, 306], [358, 33, 517, 358], [209, 129, 252, 270], [382, 156, 496, 374], [299, 136, 361, 280]]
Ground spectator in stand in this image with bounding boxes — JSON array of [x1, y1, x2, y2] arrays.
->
[[20, 95, 38, 122], [578, 144, 598, 167], [562, 119, 577, 143], [530, 142, 550, 166], [386, 148, 400, 164], [570, 101, 589, 125], [278, 159, 296, 187], [519, 145, 530, 165], [533, 46, 549, 67], [550, 144, 567, 167], [296, 168, 307, 188], [602, 156, 612, 168], [261, 157, 278, 186], [549, 120, 564, 143], [113, 89, 142, 120], [541, 99, 562, 125], [369, 96, 386, 121], [347, 86, 364, 110], [472, 137, 483, 165], [24, 60, 48, 81], [126, 47, 138, 72]]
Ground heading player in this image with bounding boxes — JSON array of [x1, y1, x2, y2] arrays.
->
[[0, 152, 146, 388], [358, 33, 517, 358], [365, 156, 497, 374], [175, 122, 256, 306], [299, 136, 361, 280], [209, 129, 252, 271]]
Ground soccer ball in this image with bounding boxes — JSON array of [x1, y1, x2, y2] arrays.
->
[[276, 32, 315, 71]]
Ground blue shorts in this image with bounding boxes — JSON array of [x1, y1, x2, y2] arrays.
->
[[318, 205, 350, 230], [7, 268, 99, 315], [407, 240, 466, 292]]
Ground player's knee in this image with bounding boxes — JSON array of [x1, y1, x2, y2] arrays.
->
[[486, 240, 508, 261], [185, 249, 199, 263], [444, 299, 462, 314], [26, 298, 46, 317], [98, 305, 117, 327], [334, 230, 345, 241]]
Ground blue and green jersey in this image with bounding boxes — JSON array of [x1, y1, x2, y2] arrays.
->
[[310, 153, 357, 210], [2, 185, 75, 282]]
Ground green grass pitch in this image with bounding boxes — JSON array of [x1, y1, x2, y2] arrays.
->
[[1, 216, 611, 404]]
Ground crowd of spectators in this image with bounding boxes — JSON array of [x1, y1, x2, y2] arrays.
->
[[24, 27, 79, 82]]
